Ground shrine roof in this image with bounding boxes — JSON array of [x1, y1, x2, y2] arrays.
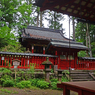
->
[[34, 0, 95, 24], [21, 26, 88, 50], [21, 26, 72, 41], [47, 39, 89, 50], [78, 57, 95, 60]]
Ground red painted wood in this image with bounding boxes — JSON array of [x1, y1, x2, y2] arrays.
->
[[0, 52, 95, 70], [24, 56, 25, 67], [55, 51, 57, 55], [57, 81, 95, 95]]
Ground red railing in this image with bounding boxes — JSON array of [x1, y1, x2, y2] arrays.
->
[[76, 59, 95, 70], [58, 57, 95, 70], [0, 53, 56, 69], [0, 52, 95, 70]]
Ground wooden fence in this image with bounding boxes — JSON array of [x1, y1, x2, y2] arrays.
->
[[0, 52, 95, 70]]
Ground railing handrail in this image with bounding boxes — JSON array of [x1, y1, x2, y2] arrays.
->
[[0, 51, 58, 58]]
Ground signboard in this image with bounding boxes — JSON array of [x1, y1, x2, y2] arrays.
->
[[13, 61, 20, 66], [13, 59, 20, 69]]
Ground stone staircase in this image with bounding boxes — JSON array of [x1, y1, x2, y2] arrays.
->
[[70, 70, 95, 82]]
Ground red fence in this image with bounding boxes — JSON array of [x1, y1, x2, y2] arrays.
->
[[58, 57, 95, 70], [76, 59, 95, 70], [0, 53, 56, 69], [0, 52, 95, 70]]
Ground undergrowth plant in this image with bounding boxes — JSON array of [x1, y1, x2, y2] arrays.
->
[[0, 68, 12, 74], [37, 80, 49, 89], [16, 80, 31, 89]]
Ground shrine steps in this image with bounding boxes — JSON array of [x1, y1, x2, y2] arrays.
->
[[70, 70, 95, 82]]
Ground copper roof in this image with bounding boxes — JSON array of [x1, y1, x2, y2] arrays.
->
[[21, 26, 71, 41], [46, 39, 89, 50], [35, 0, 95, 24]]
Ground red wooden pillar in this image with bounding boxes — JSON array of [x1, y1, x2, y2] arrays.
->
[[31, 45, 34, 53], [29, 56, 31, 67], [7, 55, 9, 67], [55, 51, 57, 55], [4, 55, 7, 67], [63, 85, 70, 95], [43, 47, 45, 54], [10, 55, 12, 67], [2, 55, 4, 66], [74, 52, 78, 69], [21, 56, 23, 67], [24, 56, 25, 67]]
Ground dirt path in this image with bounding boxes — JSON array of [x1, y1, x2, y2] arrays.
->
[[0, 87, 78, 95]]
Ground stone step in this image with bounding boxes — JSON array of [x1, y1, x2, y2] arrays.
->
[[72, 78, 94, 81], [70, 72, 88, 74], [71, 76, 91, 79], [70, 70, 94, 81], [70, 73, 89, 75]]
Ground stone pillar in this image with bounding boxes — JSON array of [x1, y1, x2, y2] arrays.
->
[[43, 46, 45, 54], [31, 45, 34, 53]]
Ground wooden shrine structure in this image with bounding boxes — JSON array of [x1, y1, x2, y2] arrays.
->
[[34, 0, 95, 24], [0, 26, 95, 70]]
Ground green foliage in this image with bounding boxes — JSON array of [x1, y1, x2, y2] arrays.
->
[[50, 78, 58, 82], [0, 68, 12, 74], [51, 68, 54, 73], [29, 64, 35, 74], [3, 80, 14, 87], [16, 83, 24, 89], [37, 80, 49, 89], [63, 70, 70, 74], [27, 64, 35, 78], [15, 77, 21, 83], [75, 22, 95, 57], [29, 78, 39, 86], [91, 42, 95, 57], [0, 44, 26, 53], [50, 78, 59, 90], [61, 76, 69, 82], [17, 2, 34, 29], [17, 81, 31, 89], [0, 74, 13, 86], [0, 0, 35, 52], [0, 26, 17, 48], [78, 51, 87, 57], [0, 26, 26, 53], [50, 82, 58, 90]]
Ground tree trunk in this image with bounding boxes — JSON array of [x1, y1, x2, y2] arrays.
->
[[40, 11, 42, 27], [86, 23, 89, 57], [37, 12, 39, 27], [72, 17, 75, 40], [86, 23, 92, 57]]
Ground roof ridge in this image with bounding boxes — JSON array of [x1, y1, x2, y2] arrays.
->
[[27, 26, 62, 33]]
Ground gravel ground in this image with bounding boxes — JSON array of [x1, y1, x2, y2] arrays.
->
[[0, 87, 78, 95]]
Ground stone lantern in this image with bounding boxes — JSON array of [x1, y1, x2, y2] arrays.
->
[[57, 69, 63, 82], [42, 57, 52, 82]]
